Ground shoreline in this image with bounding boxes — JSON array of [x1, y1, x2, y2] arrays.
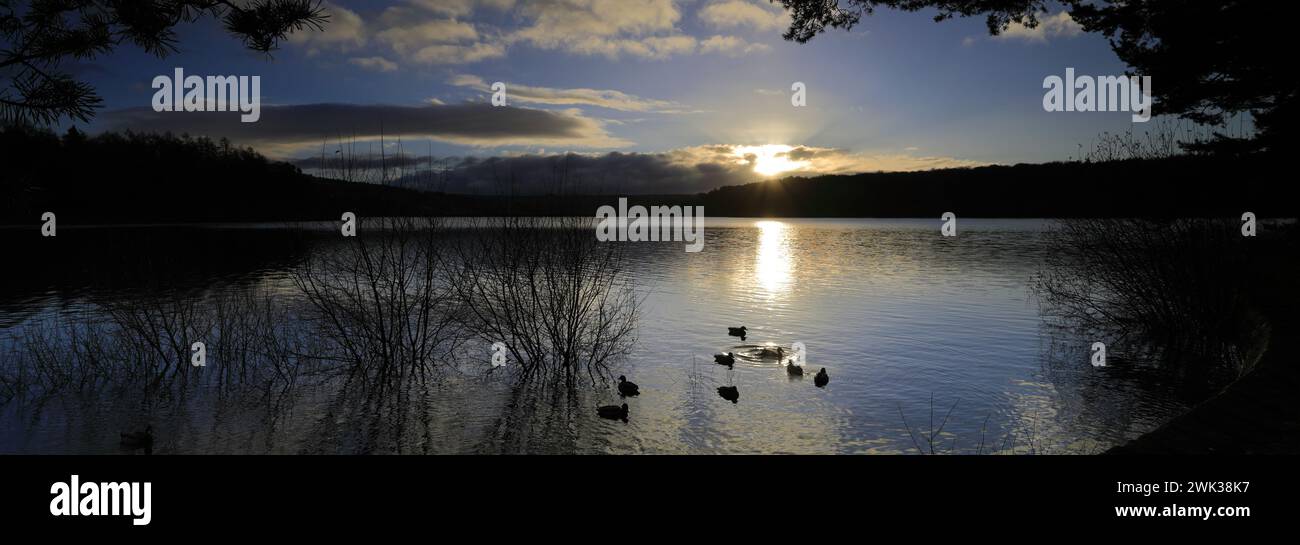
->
[[1107, 319, 1299, 454]]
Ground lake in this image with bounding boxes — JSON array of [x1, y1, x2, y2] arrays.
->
[[0, 218, 1192, 454]]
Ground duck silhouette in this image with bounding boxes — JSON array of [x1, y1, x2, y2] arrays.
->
[[814, 368, 830, 387], [713, 352, 736, 366], [597, 403, 629, 422], [617, 375, 640, 397], [120, 424, 154, 454], [717, 386, 740, 403], [786, 361, 804, 376], [728, 326, 747, 340]]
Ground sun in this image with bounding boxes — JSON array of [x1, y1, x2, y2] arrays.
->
[[733, 144, 810, 177]]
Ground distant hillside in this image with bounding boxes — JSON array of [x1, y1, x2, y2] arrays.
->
[[3, 125, 1292, 224], [698, 155, 1294, 218], [0, 126, 474, 225], [0, 126, 699, 225]]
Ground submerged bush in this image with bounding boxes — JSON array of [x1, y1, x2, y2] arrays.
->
[[1034, 218, 1274, 387]]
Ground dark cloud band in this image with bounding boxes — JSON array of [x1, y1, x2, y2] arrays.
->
[[96, 102, 624, 151]]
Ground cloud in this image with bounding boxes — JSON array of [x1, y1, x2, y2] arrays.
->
[[448, 74, 488, 87], [698, 0, 789, 31], [286, 1, 367, 54], [288, 3, 511, 65], [408, 0, 517, 16], [993, 12, 1082, 43], [289, 0, 771, 64], [407, 0, 476, 17], [699, 34, 770, 56], [374, 15, 507, 64], [770, 145, 983, 173], [97, 103, 632, 157], [293, 152, 432, 170], [508, 0, 698, 59], [289, 144, 984, 195], [406, 148, 755, 194], [513, 32, 698, 60], [376, 18, 481, 52], [410, 42, 507, 63], [449, 74, 689, 112], [349, 56, 399, 72]]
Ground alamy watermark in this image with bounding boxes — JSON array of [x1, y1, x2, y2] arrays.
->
[[1043, 68, 1152, 122], [941, 212, 957, 237], [50, 475, 151, 526], [491, 342, 508, 368], [595, 198, 705, 253], [152, 67, 260, 122], [1091, 341, 1106, 368]]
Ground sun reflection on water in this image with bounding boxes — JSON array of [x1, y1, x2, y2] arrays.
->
[[755, 220, 793, 296]]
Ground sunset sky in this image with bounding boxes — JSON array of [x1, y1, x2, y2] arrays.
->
[[75, 0, 1143, 193]]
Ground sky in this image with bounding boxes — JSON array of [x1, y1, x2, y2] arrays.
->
[[75, 0, 1147, 194]]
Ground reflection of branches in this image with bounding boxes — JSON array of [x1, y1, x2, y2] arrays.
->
[[1034, 218, 1266, 383], [103, 292, 212, 390], [897, 395, 957, 455], [210, 287, 314, 394], [447, 216, 638, 390], [1, 215, 642, 453], [291, 217, 463, 387], [0, 286, 308, 404]]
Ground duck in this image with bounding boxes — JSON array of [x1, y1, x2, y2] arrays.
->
[[713, 352, 736, 366], [120, 424, 153, 448], [814, 368, 830, 387], [759, 346, 785, 360], [727, 326, 747, 339], [617, 375, 640, 397], [597, 403, 629, 422], [716, 386, 740, 404], [786, 361, 804, 376]]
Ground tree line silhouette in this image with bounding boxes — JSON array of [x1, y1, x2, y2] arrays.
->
[[697, 154, 1294, 218], [0, 125, 477, 224], [1, 125, 1293, 224]]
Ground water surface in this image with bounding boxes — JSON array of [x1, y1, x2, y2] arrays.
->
[[0, 218, 1190, 454]]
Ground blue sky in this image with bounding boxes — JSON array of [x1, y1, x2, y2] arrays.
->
[[76, 1, 1149, 193]]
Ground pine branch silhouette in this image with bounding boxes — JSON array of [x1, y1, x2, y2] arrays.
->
[[0, 0, 328, 126]]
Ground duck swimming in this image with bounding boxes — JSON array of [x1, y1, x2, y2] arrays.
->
[[617, 375, 640, 397], [728, 326, 747, 340], [814, 368, 829, 387], [714, 352, 736, 366], [120, 425, 153, 448], [759, 346, 785, 360], [597, 403, 629, 422], [716, 386, 740, 403], [786, 361, 804, 376]]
